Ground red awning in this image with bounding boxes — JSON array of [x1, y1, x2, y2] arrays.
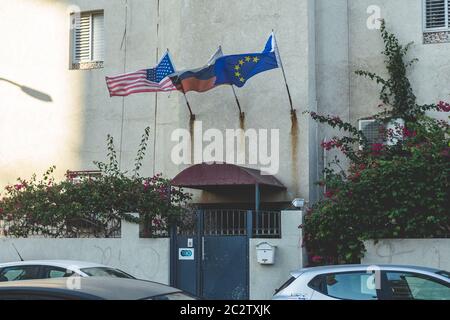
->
[[171, 163, 285, 190]]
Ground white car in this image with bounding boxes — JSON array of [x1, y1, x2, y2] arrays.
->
[[0, 260, 135, 282], [273, 264, 450, 300]]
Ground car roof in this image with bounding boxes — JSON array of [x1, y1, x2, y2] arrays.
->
[[291, 264, 443, 278], [0, 277, 182, 300], [0, 260, 108, 269]]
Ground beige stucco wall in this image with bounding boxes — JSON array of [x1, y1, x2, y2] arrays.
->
[[1, 0, 448, 206], [315, 0, 450, 178], [348, 0, 450, 124], [363, 239, 450, 271], [0, 219, 171, 283], [0, 0, 318, 206], [249, 210, 305, 300]]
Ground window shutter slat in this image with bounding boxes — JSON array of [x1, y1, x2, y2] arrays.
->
[[92, 13, 105, 62], [72, 11, 104, 64], [73, 13, 91, 62], [425, 0, 447, 29]]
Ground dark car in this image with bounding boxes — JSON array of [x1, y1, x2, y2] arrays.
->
[[0, 277, 197, 300]]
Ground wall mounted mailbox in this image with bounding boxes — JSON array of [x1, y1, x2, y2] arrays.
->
[[256, 242, 276, 265]]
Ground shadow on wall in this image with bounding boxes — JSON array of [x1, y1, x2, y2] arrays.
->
[[0, 77, 52, 103]]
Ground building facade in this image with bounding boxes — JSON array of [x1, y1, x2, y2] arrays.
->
[[1, 0, 449, 209]]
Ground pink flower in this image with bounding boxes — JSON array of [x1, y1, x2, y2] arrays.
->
[[320, 139, 342, 151], [14, 184, 24, 191], [441, 148, 450, 158], [438, 101, 450, 112], [331, 116, 342, 122], [371, 143, 383, 156], [402, 127, 417, 138], [324, 190, 335, 198], [152, 218, 161, 227], [321, 141, 333, 151], [349, 171, 361, 181]]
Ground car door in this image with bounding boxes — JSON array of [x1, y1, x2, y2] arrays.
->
[[383, 271, 450, 300], [310, 271, 381, 300], [0, 265, 41, 282]]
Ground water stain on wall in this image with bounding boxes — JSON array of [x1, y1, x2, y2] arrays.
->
[[290, 111, 299, 195], [239, 112, 245, 130], [189, 117, 195, 164]]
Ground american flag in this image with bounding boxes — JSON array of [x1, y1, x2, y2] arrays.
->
[[105, 52, 176, 96]]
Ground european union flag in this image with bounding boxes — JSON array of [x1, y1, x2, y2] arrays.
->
[[214, 33, 279, 87]]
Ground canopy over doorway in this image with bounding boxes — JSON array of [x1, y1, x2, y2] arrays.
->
[[171, 163, 286, 212]]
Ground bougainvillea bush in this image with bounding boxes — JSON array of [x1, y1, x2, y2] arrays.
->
[[303, 20, 450, 265], [0, 127, 191, 238]]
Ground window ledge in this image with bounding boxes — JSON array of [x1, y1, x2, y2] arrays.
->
[[71, 61, 104, 70], [423, 31, 450, 44]]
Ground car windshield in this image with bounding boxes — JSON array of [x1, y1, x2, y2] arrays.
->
[[148, 292, 197, 300], [80, 267, 135, 279], [436, 271, 450, 279]]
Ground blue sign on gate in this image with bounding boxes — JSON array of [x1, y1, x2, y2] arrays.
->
[[178, 248, 195, 260]]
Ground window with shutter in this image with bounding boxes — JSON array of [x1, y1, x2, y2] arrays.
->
[[423, 0, 450, 44], [71, 11, 104, 69], [425, 0, 447, 30]]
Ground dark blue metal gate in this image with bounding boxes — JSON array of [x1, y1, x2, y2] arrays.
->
[[173, 234, 199, 297], [172, 210, 252, 300], [202, 235, 249, 299], [171, 209, 281, 300]]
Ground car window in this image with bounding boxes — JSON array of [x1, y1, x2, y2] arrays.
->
[[0, 266, 39, 282], [437, 271, 450, 279], [41, 266, 74, 279], [386, 272, 450, 300], [309, 272, 378, 300], [80, 267, 134, 279], [275, 276, 296, 294]]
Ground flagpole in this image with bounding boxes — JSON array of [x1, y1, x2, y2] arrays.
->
[[152, 46, 159, 176], [152, 0, 161, 176], [272, 31, 295, 115], [119, 0, 129, 170], [230, 85, 244, 120], [217, 44, 244, 120], [167, 48, 195, 121], [182, 91, 195, 120]]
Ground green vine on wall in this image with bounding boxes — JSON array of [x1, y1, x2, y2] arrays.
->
[[0, 127, 192, 238], [302, 20, 450, 265]]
